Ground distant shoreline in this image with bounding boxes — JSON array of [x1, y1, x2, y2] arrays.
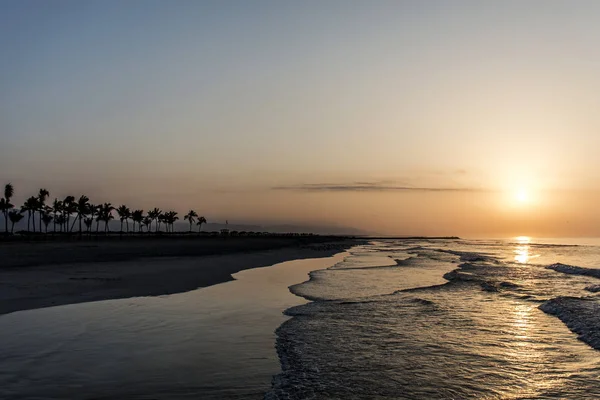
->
[[361, 236, 460, 240], [0, 236, 358, 315]]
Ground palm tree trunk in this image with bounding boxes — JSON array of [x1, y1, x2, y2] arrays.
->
[[11, 221, 15, 233], [70, 216, 78, 232]]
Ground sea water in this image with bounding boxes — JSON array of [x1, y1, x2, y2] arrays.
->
[[266, 238, 600, 399], [2, 239, 600, 399]]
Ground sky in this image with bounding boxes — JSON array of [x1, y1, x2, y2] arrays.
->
[[2, 1, 600, 237]]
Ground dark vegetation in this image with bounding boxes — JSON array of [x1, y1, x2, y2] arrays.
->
[[0, 183, 321, 242]]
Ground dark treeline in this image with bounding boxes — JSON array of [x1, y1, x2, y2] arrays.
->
[[0, 183, 209, 236]]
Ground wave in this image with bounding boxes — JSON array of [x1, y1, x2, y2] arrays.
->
[[539, 297, 600, 350], [407, 297, 437, 307], [546, 263, 600, 279], [585, 285, 600, 293], [392, 256, 421, 266], [435, 249, 500, 264]]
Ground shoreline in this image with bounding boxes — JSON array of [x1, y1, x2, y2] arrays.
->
[[0, 250, 352, 399], [0, 237, 358, 316]]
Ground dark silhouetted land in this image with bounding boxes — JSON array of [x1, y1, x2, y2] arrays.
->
[[0, 236, 357, 315]]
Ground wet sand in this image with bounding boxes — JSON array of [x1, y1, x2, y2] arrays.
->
[[0, 237, 355, 315], [0, 253, 349, 399]]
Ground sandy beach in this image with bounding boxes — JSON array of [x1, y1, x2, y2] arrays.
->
[[0, 237, 356, 315]]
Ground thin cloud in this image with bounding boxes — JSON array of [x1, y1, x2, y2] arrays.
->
[[272, 182, 488, 193]]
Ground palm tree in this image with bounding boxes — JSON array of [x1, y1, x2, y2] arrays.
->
[[142, 216, 152, 232], [41, 212, 53, 233], [54, 214, 67, 232], [21, 196, 38, 233], [0, 198, 14, 234], [184, 210, 198, 232], [116, 205, 131, 233], [90, 204, 102, 232], [8, 210, 24, 233], [163, 211, 179, 233], [148, 208, 161, 232], [83, 217, 93, 232], [157, 213, 166, 232], [70, 195, 90, 233], [197, 216, 207, 233], [131, 210, 144, 233], [4, 183, 14, 201], [62, 196, 76, 232], [52, 198, 63, 232], [37, 188, 50, 233], [100, 203, 115, 232], [1, 183, 15, 233]]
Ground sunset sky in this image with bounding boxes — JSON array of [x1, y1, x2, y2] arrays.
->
[[2, 1, 600, 237]]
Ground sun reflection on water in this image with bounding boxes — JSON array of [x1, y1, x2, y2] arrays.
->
[[514, 236, 531, 264], [511, 303, 531, 342]]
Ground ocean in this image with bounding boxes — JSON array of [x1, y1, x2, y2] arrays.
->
[[267, 238, 600, 399], [2, 238, 600, 399]]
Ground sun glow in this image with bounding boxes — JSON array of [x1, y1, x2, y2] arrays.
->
[[515, 189, 529, 203]]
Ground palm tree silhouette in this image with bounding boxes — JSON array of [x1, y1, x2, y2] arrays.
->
[[116, 205, 131, 233], [1, 183, 15, 233], [142, 216, 152, 232], [51, 199, 61, 232], [8, 210, 24, 233], [4, 184, 216, 239], [90, 204, 102, 232], [21, 196, 38, 233], [157, 213, 165, 232], [71, 195, 90, 234], [41, 212, 53, 233], [37, 188, 50, 233], [197, 216, 207, 233], [62, 196, 76, 232], [84, 217, 93, 233], [100, 203, 115, 232], [132, 210, 144, 233], [148, 208, 161, 233], [54, 214, 66, 232], [164, 211, 179, 233], [184, 210, 198, 232], [0, 198, 12, 233]]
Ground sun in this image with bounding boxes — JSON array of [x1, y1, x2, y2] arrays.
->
[[515, 189, 529, 203]]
